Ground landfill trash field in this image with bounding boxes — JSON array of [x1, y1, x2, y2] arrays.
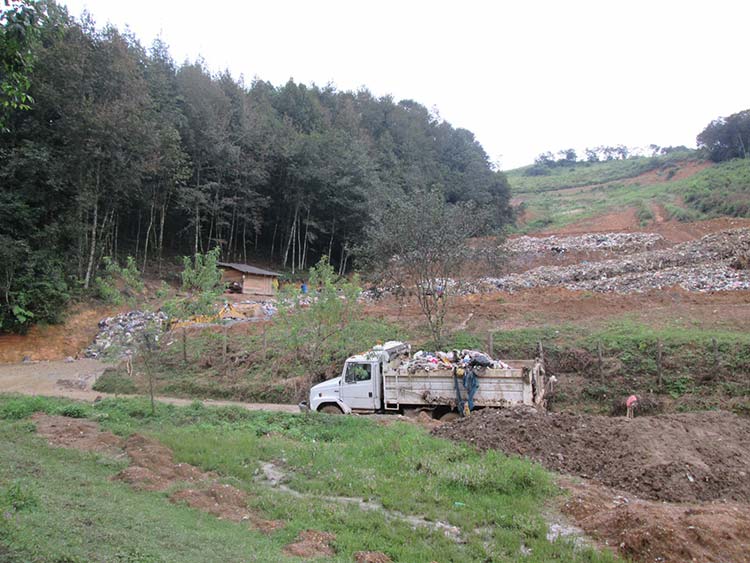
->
[[362, 227, 750, 299]]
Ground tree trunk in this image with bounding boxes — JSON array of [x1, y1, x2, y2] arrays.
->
[[242, 217, 247, 263], [134, 211, 142, 264], [283, 201, 299, 271], [194, 203, 200, 255], [327, 219, 335, 261], [301, 206, 311, 270], [83, 200, 98, 289], [270, 221, 278, 260], [142, 195, 155, 274], [227, 203, 236, 261], [158, 199, 167, 272]]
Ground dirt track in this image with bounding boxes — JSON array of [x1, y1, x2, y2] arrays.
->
[[0, 359, 298, 413]]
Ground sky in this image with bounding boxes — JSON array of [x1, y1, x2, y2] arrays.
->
[[60, 0, 750, 170]]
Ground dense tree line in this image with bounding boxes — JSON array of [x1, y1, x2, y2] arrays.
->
[[0, 2, 512, 331], [697, 109, 750, 162]]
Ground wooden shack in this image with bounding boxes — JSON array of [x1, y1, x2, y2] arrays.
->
[[217, 262, 280, 296]]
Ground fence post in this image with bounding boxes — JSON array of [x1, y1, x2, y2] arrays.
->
[[537, 340, 545, 366], [182, 328, 187, 365], [488, 332, 494, 358], [597, 340, 603, 379], [223, 325, 229, 366], [262, 322, 268, 360], [656, 339, 663, 388], [712, 337, 720, 371]]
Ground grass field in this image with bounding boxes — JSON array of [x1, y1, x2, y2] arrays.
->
[[0, 395, 618, 563], [505, 152, 693, 194], [507, 154, 750, 233]]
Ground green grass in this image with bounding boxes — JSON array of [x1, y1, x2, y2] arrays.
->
[[485, 319, 750, 414], [677, 157, 750, 217], [506, 151, 694, 194], [0, 395, 618, 563], [120, 317, 404, 403], [509, 155, 750, 234]]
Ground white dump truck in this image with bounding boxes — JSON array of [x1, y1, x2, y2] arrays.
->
[[302, 341, 546, 419]]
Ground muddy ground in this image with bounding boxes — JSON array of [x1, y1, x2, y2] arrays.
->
[[0, 359, 298, 412], [434, 408, 750, 562]]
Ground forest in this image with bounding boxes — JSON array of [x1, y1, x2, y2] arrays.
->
[[0, 2, 512, 331]]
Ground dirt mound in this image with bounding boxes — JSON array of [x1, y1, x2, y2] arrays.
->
[[433, 408, 750, 502], [117, 433, 208, 488], [32, 416, 285, 532], [562, 478, 750, 563], [32, 413, 123, 455], [0, 304, 121, 363], [354, 552, 392, 563], [170, 483, 251, 522], [283, 530, 336, 558]]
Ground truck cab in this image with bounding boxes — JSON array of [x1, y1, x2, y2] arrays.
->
[[307, 341, 409, 414]]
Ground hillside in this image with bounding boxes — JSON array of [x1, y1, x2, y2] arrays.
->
[[507, 154, 750, 233]]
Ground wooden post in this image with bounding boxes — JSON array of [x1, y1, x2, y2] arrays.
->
[[262, 322, 268, 360], [182, 328, 187, 365], [488, 332, 494, 358], [597, 340, 603, 379], [713, 337, 720, 370], [656, 339, 663, 387], [222, 325, 229, 366], [537, 340, 545, 366]]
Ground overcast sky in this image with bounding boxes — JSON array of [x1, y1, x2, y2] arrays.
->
[[60, 0, 750, 169]]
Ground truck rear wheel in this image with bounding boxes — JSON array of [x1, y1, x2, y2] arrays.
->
[[439, 411, 460, 422], [320, 405, 342, 415]]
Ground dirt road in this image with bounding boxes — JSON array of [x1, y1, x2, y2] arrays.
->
[[0, 359, 299, 413]]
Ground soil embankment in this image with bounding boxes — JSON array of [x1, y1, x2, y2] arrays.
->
[[434, 408, 750, 502], [434, 408, 750, 563]]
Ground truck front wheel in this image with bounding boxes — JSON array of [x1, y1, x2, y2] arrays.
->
[[319, 405, 343, 415]]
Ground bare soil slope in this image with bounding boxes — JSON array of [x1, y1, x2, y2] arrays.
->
[[434, 408, 750, 563], [433, 408, 750, 503]]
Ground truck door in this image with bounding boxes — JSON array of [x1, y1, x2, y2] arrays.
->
[[340, 361, 378, 410]]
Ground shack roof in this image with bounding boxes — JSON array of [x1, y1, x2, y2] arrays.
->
[[217, 262, 280, 277]]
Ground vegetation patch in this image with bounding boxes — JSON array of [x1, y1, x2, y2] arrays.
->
[[481, 319, 750, 415], [0, 395, 618, 562]]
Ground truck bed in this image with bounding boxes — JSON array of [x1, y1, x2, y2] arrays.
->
[[382, 367, 532, 410]]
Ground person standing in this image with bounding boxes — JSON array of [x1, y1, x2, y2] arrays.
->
[[626, 394, 638, 419]]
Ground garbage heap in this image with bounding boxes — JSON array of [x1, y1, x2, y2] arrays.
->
[[85, 310, 168, 359], [400, 349, 510, 374], [486, 228, 750, 293], [505, 232, 665, 255], [361, 228, 750, 299], [400, 349, 511, 412]]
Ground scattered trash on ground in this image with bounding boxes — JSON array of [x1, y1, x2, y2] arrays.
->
[[362, 229, 750, 299], [506, 232, 664, 255], [84, 311, 168, 359]]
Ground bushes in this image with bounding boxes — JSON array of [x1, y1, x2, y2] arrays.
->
[[680, 158, 750, 218], [94, 256, 144, 305], [92, 370, 137, 395]]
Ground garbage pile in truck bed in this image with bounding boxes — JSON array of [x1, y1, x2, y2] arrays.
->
[[401, 349, 511, 374], [361, 228, 750, 299]]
